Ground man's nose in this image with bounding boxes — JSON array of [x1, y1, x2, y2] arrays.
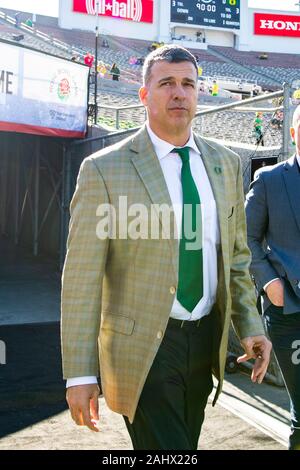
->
[[172, 84, 186, 98]]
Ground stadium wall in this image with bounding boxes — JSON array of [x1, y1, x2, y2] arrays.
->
[[59, 0, 162, 41], [238, 7, 300, 54], [170, 25, 234, 48], [58, 1, 237, 46]]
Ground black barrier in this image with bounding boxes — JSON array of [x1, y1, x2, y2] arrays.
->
[[250, 156, 278, 182]]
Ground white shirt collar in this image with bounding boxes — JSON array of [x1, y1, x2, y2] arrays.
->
[[297, 154, 300, 168], [145, 122, 200, 161]]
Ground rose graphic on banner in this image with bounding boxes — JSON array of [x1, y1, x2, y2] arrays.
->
[[58, 78, 71, 101], [50, 70, 78, 103], [73, 0, 154, 23]]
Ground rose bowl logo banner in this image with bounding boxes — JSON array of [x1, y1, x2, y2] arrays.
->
[[73, 0, 154, 23], [254, 13, 300, 37], [0, 41, 89, 138]]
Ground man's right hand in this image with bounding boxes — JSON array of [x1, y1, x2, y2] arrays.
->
[[265, 279, 284, 306], [66, 384, 100, 432]]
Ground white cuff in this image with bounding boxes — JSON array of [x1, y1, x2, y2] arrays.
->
[[263, 278, 280, 292], [66, 376, 98, 388]]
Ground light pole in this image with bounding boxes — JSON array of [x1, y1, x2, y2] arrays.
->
[[94, 0, 100, 125]]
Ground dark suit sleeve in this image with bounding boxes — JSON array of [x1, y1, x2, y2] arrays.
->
[[229, 156, 265, 339], [245, 170, 279, 293]]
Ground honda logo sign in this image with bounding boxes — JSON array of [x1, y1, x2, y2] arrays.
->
[[254, 13, 300, 37]]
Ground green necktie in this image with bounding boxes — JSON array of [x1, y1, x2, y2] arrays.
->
[[173, 147, 203, 312]]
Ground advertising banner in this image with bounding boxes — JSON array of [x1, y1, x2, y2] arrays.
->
[[254, 13, 300, 38], [73, 0, 154, 24], [0, 41, 89, 138]]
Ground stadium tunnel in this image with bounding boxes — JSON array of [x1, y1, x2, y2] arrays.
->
[[0, 126, 137, 325], [0, 122, 138, 434]]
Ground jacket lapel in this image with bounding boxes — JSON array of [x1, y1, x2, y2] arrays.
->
[[282, 155, 300, 233], [129, 126, 178, 280], [194, 135, 228, 242], [194, 135, 229, 290]]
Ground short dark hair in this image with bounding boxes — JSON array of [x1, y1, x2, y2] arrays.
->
[[142, 45, 198, 85]]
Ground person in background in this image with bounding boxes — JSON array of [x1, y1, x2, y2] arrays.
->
[[25, 18, 33, 28], [84, 52, 94, 68], [245, 104, 300, 450], [129, 56, 138, 65], [14, 12, 21, 28], [211, 80, 219, 97], [110, 63, 120, 81], [271, 110, 283, 130], [196, 31, 203, 42], [97, 61, 107, 78], [101, 38, 109, 48], [253, 112, 265, 146]]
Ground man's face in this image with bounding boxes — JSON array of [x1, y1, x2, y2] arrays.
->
[[139, 60, 198, 142]]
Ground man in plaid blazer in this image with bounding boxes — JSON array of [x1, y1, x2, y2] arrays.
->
[[61, 45, 271, 450]]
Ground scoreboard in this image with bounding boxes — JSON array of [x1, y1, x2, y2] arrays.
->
[[170, 0, 240, 30]]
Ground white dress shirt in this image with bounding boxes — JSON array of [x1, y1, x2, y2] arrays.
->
[[66, 123, 220, 388], [146, 123, 220, 320]]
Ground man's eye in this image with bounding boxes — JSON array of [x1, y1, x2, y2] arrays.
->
[[161, 82, 171, 86]]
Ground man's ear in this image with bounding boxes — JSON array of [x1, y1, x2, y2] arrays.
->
[[139, 86, 148, 106], [290, 127, 295, 142]]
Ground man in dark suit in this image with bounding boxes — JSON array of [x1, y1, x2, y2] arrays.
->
[[245, 105, 300, 450]]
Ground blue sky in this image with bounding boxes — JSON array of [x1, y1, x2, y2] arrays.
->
[[0, 0, 298, 17]]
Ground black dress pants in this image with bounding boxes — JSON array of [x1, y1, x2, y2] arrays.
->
[[263, 304, 300, 450], [123, 313, 214, 450]]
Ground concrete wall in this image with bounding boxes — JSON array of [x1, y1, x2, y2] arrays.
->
[[171, 25, 234, 47], [57, 0, 238, 47], [59, 0, 161, 41]]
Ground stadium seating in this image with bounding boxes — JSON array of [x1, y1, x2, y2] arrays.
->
[[0, 8, 287, 149]]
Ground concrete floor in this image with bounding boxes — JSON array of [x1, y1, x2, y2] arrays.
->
[[0, 236, 289, 450], [0, 237, 60, 325]]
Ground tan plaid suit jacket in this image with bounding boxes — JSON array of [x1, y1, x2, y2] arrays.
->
[[61, 125, 265, 423]]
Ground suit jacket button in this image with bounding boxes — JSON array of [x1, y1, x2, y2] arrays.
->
[[170, 286, 176, 295], [157, 331, 163, 340]]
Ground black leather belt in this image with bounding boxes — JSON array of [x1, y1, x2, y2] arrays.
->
[[168, 317, 204, 328]]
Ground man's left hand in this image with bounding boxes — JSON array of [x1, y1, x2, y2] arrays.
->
[[237, 335, 272, 384]]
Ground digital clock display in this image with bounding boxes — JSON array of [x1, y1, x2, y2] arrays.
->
[[170, 0, 240, 30]]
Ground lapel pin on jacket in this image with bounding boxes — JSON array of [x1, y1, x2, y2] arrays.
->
[[214, 166, 222, 175]]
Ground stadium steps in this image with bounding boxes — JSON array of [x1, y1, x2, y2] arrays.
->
[[207, 45, 281, 88], [0, 9, 75, 59]]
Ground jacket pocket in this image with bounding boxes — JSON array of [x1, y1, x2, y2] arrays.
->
[[101, 313, 135, 336], [228, 206, 235, 219]]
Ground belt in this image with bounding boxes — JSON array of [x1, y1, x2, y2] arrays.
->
[[168, 317, 205, 329]]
